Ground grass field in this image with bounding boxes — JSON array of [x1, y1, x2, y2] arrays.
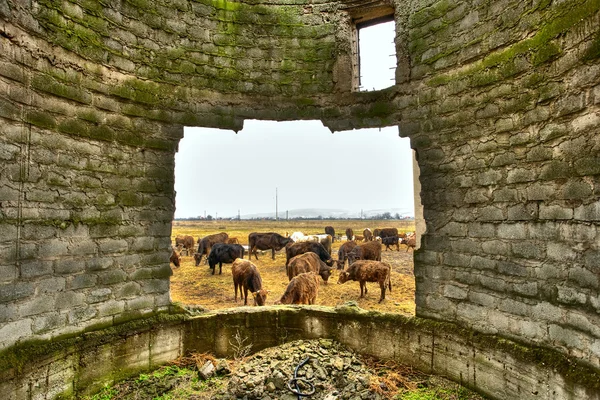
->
[[170, 219, 416, 315]]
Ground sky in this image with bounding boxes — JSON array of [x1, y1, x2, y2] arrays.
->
[[173, 21, 414, 219]]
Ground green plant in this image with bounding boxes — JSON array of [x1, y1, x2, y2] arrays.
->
[[86, 384, 117, 400]]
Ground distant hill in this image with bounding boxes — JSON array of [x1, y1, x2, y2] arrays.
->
[[237, 208, 413, 219]]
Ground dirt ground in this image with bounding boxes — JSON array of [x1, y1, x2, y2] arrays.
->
[[170, 220, 416, 316]]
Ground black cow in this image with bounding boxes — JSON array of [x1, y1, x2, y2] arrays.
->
[[248, 232, 294, 260], [382, 236, 400, 251], [325, 226, 335, 243], [373, 228, 398, 239], [285, 241, 334, 268], [208, 243, 245, 275]]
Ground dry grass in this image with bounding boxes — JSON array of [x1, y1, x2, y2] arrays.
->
[[170, 219, 416, 315]]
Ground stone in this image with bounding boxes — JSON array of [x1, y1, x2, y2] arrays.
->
[[198, 360, 216, 380]]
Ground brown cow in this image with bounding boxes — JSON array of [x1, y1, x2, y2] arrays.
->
[[195, 232, 229, 266], [170, 249, 181, 268], [401, 236, 416, 252], [382, 236, 400, 251], [175, 235, 195, 256], [325, 226, 335, 243], [363, 228, 373, 242], [347, 240, 382, 265], [285, 241, 335, 268], [248, 232, 293, 260], [227, 237, 240, 244], [287, 252, 332, 284], [337, 260, 392, 303], [337, 240, 358, 270], [345, 228, 354, 241], [277, 272, 320, 305], [231, 259, 268, 306]]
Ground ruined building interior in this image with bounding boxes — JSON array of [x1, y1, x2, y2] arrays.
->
[[0, 0, 599, 398]]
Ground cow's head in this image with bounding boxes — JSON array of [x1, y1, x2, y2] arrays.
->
[[170, 250, 181, 267], [337, 271, 350, 284], [320, 267, 333, 284], [252, 289, 268, 306], [193, 252, 202, 266]]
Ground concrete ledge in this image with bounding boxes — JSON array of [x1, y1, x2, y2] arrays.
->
[[1, 305, 599, 400]]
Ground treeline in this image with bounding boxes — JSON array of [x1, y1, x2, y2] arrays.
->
[[176, 213, 412, 221]]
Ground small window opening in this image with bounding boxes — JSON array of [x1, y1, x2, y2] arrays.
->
[[355, 16, 396, 92]]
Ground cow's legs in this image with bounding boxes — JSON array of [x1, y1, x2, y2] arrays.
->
[[271, 248, 276, 260]]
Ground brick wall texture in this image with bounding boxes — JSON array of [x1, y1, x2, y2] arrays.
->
[[0, 0, 599, 372]]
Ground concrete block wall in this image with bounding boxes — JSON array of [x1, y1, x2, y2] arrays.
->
[[403, 0, 600, 368], [0, 0, 599, 381]]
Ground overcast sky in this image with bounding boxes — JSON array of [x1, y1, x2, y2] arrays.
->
[[173, 21, 414, 219]]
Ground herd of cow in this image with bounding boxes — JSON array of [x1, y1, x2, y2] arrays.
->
[[170, 226, 415, 307]]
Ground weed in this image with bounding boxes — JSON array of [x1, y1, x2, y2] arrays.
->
[[86, 384, 117, 400], [229, 330, 253, 360]]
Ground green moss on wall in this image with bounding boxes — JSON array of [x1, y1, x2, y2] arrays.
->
[[426, 0, 600, 87]]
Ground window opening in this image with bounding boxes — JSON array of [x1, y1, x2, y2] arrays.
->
[[356, 16, 396, 92]]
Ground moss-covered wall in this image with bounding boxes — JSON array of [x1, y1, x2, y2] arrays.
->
[[0, 0, 599, 384], [401, 0, 600, 370], [1, 308, 599, 400]]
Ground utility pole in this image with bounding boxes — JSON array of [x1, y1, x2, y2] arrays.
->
[[275, 187, 279, 221], [238, 209, 241, 220]]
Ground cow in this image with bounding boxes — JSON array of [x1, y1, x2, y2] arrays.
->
[[337, 260, 392, 303], [347, 240, 382, 265], [325, 226, 335, 242], [195, 232, 229, 266], [231, 259, 268, 306], [345, 228, 354, 241], [382, 236, 400, 251], [373, 228, 398, 239], [248, 232, 293, 260], [175, 235, 195, 256], [287, 252, 333, 284], [207, 243, 245, 275], [290, 233, 332, 255], [337, 240, 358, 270], [363, 228, 373, 242], [277, 272, 320, 305], [226, 237, 240, 245], [285, 241, 335, 268], [170, 249, 181, 268], [401, 235, 417, 252]]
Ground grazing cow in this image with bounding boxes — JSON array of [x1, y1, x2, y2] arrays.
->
[[170, 249, 181, 268], [175, 235, 195, 256], [277, 272, 320, 305], [231, 259, 268, 306], [347, 240, 382, 265], [382, 236, 400, 251], [248, 232, 293, 260], [290, 233, 332, 255], [401, 235, 416, 252], [355, 235, 364, 242], [337, 260, 392, 303], [287, 252, 333, 284], [337, 240, 358, 270], [325, 226, 335, 242], [363, 228, 373, 242], [207, 243, 245, 275], [227, 237, 240, 244], [345, 228, 354, 241], [373, 228, 398, 239], [195, 232, 229, 266], [285, 241, 335, 268]]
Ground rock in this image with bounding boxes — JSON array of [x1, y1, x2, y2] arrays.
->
[[333, 357, 344, 370], [197, 360, 215, 380], [266, 382, 276, 392], [216, 359, 230, 375]]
